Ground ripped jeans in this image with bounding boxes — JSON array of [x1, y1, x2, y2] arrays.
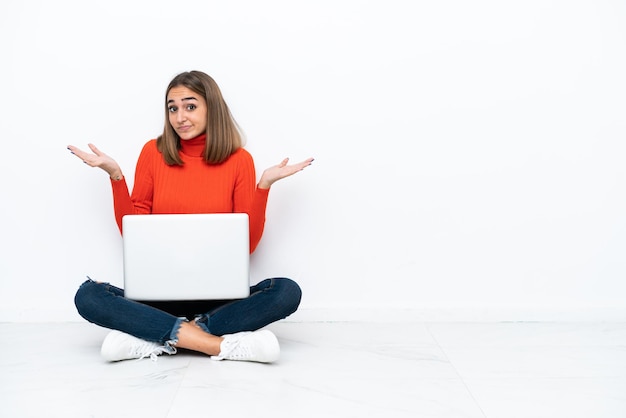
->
[[74, 277, 302, 345]]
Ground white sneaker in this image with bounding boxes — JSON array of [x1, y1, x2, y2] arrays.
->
[[101, 330, 175, 362], [212, 330, 280, 363]]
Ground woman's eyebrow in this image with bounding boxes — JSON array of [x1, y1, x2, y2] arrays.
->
[[167, 96, 198, 103]]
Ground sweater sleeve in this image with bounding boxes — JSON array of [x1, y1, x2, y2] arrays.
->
[[233, 149, 269, 253], [248, 188, 269, 253], [111, 141, 155, 234]]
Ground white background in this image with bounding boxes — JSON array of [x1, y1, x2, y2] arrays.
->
[[1, 0, 625, 321]]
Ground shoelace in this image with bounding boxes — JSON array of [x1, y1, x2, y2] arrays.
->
[[222, 339, 253, 360], [130, 342, 171, 362]]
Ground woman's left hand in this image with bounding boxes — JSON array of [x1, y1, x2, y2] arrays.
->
[[258, 157, 314, 189]]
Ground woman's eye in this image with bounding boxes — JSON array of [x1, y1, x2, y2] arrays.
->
[[187, 104, 196, 111], [168, 106, 178, 113]]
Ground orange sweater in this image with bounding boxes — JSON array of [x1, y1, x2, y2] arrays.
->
[[110, 134, 269, 253]]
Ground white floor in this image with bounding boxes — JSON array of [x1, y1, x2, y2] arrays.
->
[[2, 321, 626, 418]]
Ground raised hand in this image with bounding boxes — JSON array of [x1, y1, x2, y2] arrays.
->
[[67, 143, 123, 180], [258, 157, 314, 189]]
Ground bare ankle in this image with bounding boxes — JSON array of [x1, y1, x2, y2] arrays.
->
[[175, 322, 223, 356]]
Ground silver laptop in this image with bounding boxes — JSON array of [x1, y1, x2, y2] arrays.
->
[[122, 213, 251, 301]]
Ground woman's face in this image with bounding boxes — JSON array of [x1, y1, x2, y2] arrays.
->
[[167, 85, 208, 140]]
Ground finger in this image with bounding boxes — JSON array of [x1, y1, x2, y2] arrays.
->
[[67, 145, 80, 155], [294, 158, 314, 170], [67, 145, 87, 160], [278, 158, 289, 168], [88, 143, 102, 156]]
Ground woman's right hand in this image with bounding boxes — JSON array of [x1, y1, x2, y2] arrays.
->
[[67, 143, 123, 180]]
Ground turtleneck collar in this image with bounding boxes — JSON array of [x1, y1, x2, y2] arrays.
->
[[179, 133, 207, 158]]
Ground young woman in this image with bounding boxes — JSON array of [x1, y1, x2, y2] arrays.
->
[[68, 71, 313, 363]]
